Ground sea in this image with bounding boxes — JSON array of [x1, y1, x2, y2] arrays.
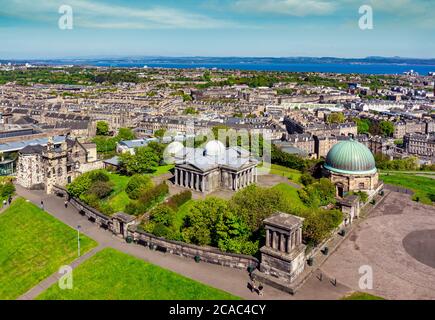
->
[[5, 57, 435, 75]]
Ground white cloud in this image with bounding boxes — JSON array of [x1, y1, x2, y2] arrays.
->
[[1, 0, 237, 29], [233, 0, 336, 16]]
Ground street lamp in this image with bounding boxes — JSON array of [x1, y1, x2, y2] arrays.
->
[[77, 225, 81, 257]]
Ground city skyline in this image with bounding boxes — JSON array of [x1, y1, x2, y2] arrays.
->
[[1, 0, 434, 59]]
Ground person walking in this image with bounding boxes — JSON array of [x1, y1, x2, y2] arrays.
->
[[2, 199, 6, 207], [64, 200, 68, 208], [8, 196, 12, 205], [40, 200, 44, 210], [258, 284, 264, 296], [251, 279, 257, 294]]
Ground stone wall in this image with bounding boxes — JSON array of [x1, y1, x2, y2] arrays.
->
[[52, 185, 259, 271], [128, 227, 259, 270]]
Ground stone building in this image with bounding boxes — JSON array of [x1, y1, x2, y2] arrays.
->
[[393, 120, 427, 139], [404, 133, 435, 158], [17, 137, 102, 194], [283, 133, 315, 156], [172, 140, 258, 194], [323, 139, 382, 198], [253, 212, 306, 293]]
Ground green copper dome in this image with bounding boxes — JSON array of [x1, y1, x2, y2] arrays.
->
[[324, 139, 377, 175]]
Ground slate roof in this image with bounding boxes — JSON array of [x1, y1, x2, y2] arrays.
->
[[0, 136, 66, 153]]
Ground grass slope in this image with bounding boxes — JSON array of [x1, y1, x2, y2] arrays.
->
[[272, 183, 306, 210], [342, 292, 385, 300], [0, 198, 97, 300], [381, 173, 435, 205], [38, 248, 240, 300]]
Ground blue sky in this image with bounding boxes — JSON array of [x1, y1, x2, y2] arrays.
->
[[0, 0, 434, 59]]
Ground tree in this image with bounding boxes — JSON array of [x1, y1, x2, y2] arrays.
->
[[147, 141, 166, 164], [0, 182, 15, 198], [88, 180, 113, 199], [229, 185, 286, 233], [117, 128, 135, 141], [154, 129, 166, 139], [379, 121, 394, 137], [182, 197, 228, 246], [96, 121, 109, 136], [298, 178, 336, 207], [119, 146, 159, 175], [354, 118, 371, 134], [125, 174, 153, 200], [67, 174, 93, 198], [327, 112, 345, 124]]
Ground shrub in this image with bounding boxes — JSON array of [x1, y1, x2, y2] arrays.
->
[[125, 175, 153, 200], [137, 182, 169, 210], [80, 193, 100, 208], [88, 170, 110, 183], [300, 173, 315, 186], [149, 204, 176, 227], [88, 180, 114, 199], [67, 170, 111, 198], [166, 191, 192, 210], [67, 174, 93, 198], [0, 182, 15, 198], [126, 182, 169, 216]]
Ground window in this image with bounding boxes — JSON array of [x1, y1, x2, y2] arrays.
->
[[359, 182, 365, 189]]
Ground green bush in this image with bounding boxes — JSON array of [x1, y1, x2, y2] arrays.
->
[[125, 175, 153, 200], [67, 170, 111, 198], [87, 170, 110, 183], [300, 173, 315, 186], [138, 182, 169, 209], [125, 182, 169, 216], [88, 181, 114, 199], [166, 191, 192, 210], [67, 174, 93, 198], [0, 182, 15, 198]]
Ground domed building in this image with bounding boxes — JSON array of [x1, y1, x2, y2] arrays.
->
[[323, 139, 382, 198], [173, 140, 258, 194]]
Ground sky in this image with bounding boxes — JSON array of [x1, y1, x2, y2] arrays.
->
[[0, 0, 434, 59]]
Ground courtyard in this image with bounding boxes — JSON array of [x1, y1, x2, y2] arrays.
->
[[321, 191, 435, 300]]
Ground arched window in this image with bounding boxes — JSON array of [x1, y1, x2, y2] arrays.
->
[[58, 167, 63, 177]]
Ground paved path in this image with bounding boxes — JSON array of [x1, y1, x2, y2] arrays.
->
[[14, 185, 350, 300], [321, 192, 435, 300]]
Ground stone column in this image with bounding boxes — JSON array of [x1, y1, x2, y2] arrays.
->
[[298, 228, 302, 246], [201, 175, 205, 193], [286, 234, 291, 253], [266, 229, 270, 248], [195, 174, 200, 191], [272, 231, 278, 250], [280, 233, 286, 252], [291, 231, 296, 249]]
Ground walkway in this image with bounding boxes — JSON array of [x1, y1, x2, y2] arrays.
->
[[14, 184, 350, 300]]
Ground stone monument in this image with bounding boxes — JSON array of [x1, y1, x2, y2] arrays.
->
[[253, 212, 306, 294]]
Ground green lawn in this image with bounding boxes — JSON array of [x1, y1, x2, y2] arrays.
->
[[92, 166, 175, 214], [148, 165, 174, 177], [258, 164, 302, 184], [0, 198, 97, 300], [103, 173, 131, 213], [37, 248, 240, 300], [272, 183, 306, 210], [381, 173, 435, 205], [174, 199, 196, 229], [342, 292, 385, 300]]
